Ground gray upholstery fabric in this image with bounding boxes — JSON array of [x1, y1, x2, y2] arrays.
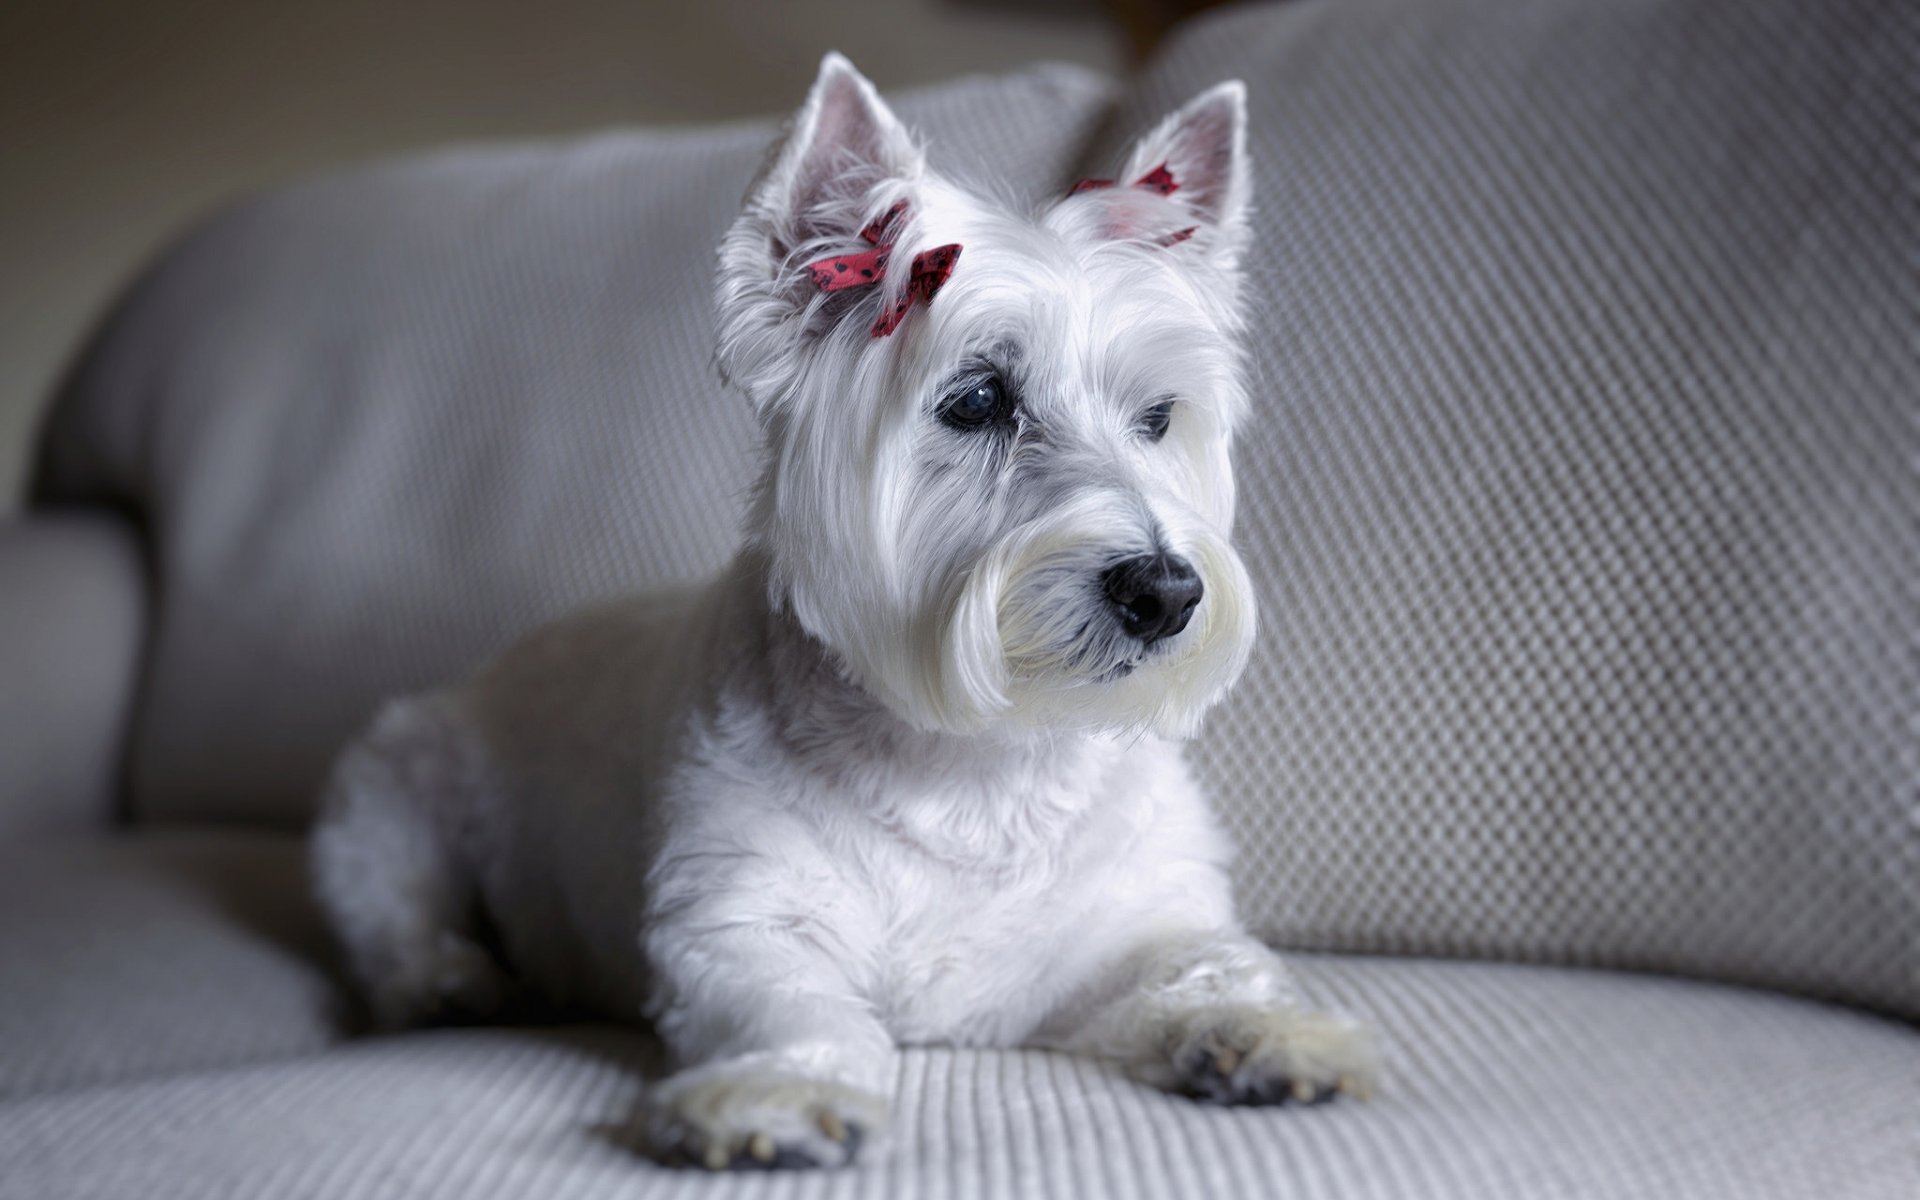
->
[[34, 64, 1115, 830], [0, 831, 348, 1098], [0, 513, 144, 835], [2, 956, 1914, 1200], [27, 0, 1919, 1029], [1083, 0, 1919, 1020]]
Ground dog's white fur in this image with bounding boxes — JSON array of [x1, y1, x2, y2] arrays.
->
[[311, 54, 1378, 1170]]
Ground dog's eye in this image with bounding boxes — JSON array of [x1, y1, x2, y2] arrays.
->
[[1138, 400, 1175, 442], [939, 374, 1011, 431]]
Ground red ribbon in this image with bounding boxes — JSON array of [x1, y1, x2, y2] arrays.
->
[[1068, 162, 1195, 246], [870, 244, 960, 337], [1068, 161, 1179, 198], [805, 200, 963, 338], [803, 162, 1189, 337]]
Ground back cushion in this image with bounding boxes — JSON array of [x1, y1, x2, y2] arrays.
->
[[1088, 0, 1917, 1019], [35, 65, 1115, 827]]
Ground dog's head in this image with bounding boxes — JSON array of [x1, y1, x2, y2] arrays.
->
[[717, 54, 1256, 739]]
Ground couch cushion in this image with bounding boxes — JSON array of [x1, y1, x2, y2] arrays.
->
[[1, 956, 1913, 1199], [33, 63, 1115, 829], [1077, 0, 1919, 1021], [0, 831, 348, 1098], [0, 513, 145, 835]]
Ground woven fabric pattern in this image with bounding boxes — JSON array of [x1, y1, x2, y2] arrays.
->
[[1082, 0, 1920, 1018], [0, 832, 345, 1099], [2, 956, 1914, 1200], [34, 65, 1115, 829]]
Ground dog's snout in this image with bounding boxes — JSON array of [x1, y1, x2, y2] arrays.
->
[[1100, 554, 1203, 645]]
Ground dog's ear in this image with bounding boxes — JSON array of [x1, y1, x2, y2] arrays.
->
[[716, 53, 925, 406], [761, 52, 922, 251], [1081, 82, 1250, 271]]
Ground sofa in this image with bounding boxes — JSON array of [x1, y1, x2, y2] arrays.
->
[[3, 0, 1915, 1195]]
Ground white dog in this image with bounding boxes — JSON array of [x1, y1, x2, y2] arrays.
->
[[312, 53, 1379, 1170]]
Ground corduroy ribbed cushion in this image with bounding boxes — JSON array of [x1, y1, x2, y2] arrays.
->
[[0, 832, 347, 1099], [1, 957, 1914, 1200]]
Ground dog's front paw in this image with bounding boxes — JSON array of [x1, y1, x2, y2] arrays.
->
[[1159, 1005, 1380, 1106], [644, 1069, 888, 1170]]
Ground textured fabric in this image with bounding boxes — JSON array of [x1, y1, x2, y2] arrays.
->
[[1076, 0, 1920, 1020], [2, 956, 1914, 1200], [33, 64, 1115, 828], [0, 831, 349, 1098], [0, 513, 144, 835]]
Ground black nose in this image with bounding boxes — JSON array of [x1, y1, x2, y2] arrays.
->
[[1100, 554, 1204, 646]]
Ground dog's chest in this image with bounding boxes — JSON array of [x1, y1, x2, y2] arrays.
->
[[844, 770, 1143, 1044], [867, 866, 1098, 1044]]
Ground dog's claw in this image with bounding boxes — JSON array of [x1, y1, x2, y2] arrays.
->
[[649, 1073, 884, 1171], [1165, 1006, 1380, 1108], [818, 1110, 848, 1142]]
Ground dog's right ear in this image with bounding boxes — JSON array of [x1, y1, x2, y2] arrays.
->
[[716, 53, 926, 408]]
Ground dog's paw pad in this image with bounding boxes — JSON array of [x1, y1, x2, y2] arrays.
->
[[646, 1072, 885, 1170], [1165, 1006, 1380, 1107]]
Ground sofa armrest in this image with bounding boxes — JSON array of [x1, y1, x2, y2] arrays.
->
[[0, 512, 146, 835]]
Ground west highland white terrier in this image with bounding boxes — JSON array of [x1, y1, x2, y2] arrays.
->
[[312, 53, 1379, 1170]]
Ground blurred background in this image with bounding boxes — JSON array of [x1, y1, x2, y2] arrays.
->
[[0, 0, 1151, 513]]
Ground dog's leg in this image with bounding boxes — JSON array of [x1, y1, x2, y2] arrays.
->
[[1040, 930, 1380, 1106], [640, 917, 893, 1170], [310, 696, 509, 1029]]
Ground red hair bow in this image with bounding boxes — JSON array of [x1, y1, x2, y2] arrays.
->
[[1068, 162, 1197, 246], [1069, 162, 1179, 197], [805, 200, 963, 338]]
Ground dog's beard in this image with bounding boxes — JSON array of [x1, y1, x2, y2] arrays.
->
[[938, 491, 1256, 738]]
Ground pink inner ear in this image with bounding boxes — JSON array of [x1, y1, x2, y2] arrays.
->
[[1064, 163, 1179, 199]]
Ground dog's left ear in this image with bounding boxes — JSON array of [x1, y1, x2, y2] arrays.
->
[[1096, 81, 1251, 270], [717, 54, 925, 406]]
